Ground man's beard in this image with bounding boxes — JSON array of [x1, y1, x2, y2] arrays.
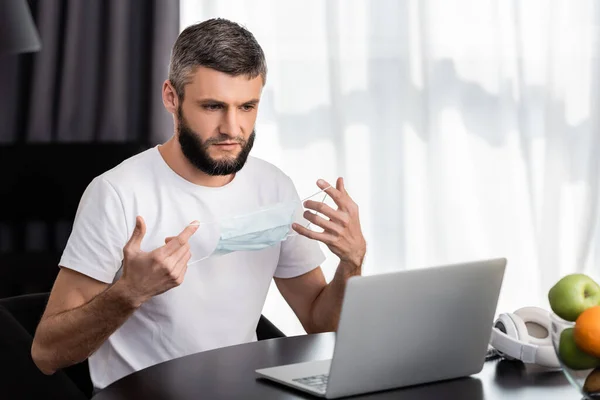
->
[[177, 107, 255, 176]]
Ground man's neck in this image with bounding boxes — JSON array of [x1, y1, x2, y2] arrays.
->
[[158, 137, 235, 187]]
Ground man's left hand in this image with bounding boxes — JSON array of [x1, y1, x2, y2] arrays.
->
[[292, 178, 367, 270]]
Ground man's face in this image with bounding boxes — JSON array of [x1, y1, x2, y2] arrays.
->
[[174, 67, 263, 176]]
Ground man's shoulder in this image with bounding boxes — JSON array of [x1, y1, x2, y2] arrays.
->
[[96, 146, 158, 189]]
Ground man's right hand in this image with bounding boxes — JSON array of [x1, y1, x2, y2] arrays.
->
[[119, 216, 199, 306]]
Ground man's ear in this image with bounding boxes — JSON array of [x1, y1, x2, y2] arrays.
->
[[162, 80, 179, 114]]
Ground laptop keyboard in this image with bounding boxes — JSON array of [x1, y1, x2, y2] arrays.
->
[[293, 374, 329, 393]]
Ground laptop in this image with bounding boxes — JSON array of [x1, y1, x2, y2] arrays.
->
[[256, 257, 506, 398]]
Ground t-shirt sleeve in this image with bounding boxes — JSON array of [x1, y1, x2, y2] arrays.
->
[[58, 176, 128, 283], [274, 177, 327, 279]]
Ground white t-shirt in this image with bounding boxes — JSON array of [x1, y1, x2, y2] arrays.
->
[[58, 146, 325, 390]]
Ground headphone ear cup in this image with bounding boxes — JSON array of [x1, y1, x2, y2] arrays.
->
[[513, 306, 552, 347], [506, 312, 529, 342], [513, 306, 559, 368], [494, 313, 519, 339], [492, 313, 526, 360]]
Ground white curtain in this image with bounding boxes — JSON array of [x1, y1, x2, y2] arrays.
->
[[180, 0, 600, 336]]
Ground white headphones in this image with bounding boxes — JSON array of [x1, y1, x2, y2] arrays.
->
[[489, 306, 560, 369]]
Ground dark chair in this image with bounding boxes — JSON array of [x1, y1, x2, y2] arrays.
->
[[0, 294, 89, 399], [257, 314, 286, 340], [0, 292, 285, 399]]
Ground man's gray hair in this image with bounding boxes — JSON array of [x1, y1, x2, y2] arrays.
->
[[169, 18, 267, 99]]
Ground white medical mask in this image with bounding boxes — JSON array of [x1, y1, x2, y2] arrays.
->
[[188, 186, 330, 265]]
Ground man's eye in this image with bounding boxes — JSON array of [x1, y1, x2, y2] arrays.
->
[[241, 104, 255, 111], [203, 104, 223, 111]]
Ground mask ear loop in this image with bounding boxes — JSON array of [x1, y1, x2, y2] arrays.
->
[[184, 220, 219, 266], [300, 185, 332, 230], [281, 186, 333, 242], [305, 192, 328, 230], [187, 256, 209, 266]]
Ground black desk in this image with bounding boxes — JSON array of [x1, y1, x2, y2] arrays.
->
[[92, 332, 577, 399]]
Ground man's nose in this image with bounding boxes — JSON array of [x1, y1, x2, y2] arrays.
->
[[220, 110, 242, 137]]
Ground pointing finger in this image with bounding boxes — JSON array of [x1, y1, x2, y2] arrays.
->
[[163, 221, 200, 255]]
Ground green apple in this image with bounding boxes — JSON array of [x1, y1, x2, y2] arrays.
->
[[548, 274, 600, 321], [559, 328, 600, 370]]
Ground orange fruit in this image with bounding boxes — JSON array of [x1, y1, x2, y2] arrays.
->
[[575, 306, 600, 358]]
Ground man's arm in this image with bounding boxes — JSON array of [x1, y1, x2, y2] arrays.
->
[[280, 177, 366, 333], [31, 216, 199, 375], [275, 261, 361, 333]]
